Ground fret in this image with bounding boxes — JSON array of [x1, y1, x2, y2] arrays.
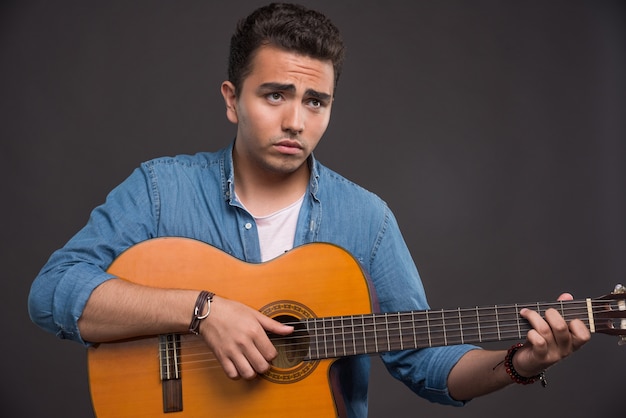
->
[[340, 316, 348, 356], [413, 311, 431, 348], [323, 318, 330, 358], [458, 308, 464, 344], [390, 313, 398, 351], [426, 310, 432, 347], [304, 319, 312, 359], [411, 311, 418, 348], [339, 315, 358, 357], [350, 316, 357, 356], [424, 309, 446, 347], [514, 304, 522, 339], [384, 312, 391, 351], [475, 306, 482, 342], [444, 309, 464, 346], [503, 306, 523, 340], [332, 316, 343, 357], [362, 314, 377, 354], [389, 313, 397, 350], [311, 318, 320, 359], [397, 313, 403, 350], [373, 314, 385, 352], [389, 313, 405, 351], [463, 307, 476, 344], [304, 321, 316, 360], [335, 316, 344, 356], [441, 310, 447, 346], [329, 317, 337, 358], [480, 306, 501, 342], [357, 314, 367, 354]]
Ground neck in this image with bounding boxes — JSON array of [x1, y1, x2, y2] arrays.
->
[[233, 155, 310, 218]]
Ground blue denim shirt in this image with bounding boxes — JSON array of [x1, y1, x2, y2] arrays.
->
[[29, 143, 476, 417]]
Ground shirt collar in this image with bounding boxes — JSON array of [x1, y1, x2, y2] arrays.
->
[[222, 141, 320, 202]]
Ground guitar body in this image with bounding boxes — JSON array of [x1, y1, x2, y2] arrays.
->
[[87, 237, 626, 416], [88, 237, 374, 417]]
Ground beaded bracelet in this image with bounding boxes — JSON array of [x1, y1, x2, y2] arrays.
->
[[188, 290, 215, 335], [504, 343, 547, 387]]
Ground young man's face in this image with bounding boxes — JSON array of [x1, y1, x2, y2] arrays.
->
[[222, 45, 335, 177]]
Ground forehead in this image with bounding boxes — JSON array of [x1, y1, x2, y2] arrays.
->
[[244, 45, 335, 94]]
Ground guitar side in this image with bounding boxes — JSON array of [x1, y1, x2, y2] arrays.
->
[[87, 237, 374, 417]]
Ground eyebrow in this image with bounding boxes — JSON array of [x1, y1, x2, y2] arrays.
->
[[258, 82, 332, 102]]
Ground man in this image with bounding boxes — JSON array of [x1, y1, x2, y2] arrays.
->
[[28, 3, 590, 417]]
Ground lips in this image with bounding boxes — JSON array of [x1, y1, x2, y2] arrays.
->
[[273, 139, 303, 155]]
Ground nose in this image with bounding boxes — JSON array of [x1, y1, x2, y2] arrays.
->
[[281, 103, 304, 135]]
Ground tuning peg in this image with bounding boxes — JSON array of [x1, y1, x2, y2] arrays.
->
[[614, 284, 626, 346]]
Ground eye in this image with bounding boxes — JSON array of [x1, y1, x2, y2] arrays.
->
[[307, 98, 329, 111], [267, 92, 283, 103], [309, 99, 322, 108]]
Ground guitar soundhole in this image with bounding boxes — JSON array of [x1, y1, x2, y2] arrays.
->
[[260, 300, 319, 384], [270, 314, 309, 368]]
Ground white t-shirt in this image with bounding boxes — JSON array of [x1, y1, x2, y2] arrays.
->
[[240, 194, 304, 262]]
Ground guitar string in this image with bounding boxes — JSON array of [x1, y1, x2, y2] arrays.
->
[[276, 301, 614, 346], [168, 301, 607, 352], [169, 301, 616, 357], [156, 300, 620, 373], [167, 301, 616, 355], [173, 306, 596, 357]]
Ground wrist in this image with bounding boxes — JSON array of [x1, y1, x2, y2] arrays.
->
[[504, 343, 547, 387], [188, 290, 215, 335]]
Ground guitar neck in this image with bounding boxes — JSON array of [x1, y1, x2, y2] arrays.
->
[[302, 299, 593, 360]]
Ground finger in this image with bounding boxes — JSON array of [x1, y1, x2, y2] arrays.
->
[[544, 308, 572, 354], [569, 319, 591, 349], [520, 308, 553, 342], [231, 351, 260, 380], [242, 348, 273, 379], [526, 327, 550, 351], [214, 339, 271, 380], [257, 312, 294, 335], [250, 325, 280, 362], [225, 325, 276, 378], [557, 292, 573, 301], [216, 353, 242, 380], [252, 313, 294, 362]]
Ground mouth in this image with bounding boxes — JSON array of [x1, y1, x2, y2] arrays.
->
[[273, 138, 303, 155]]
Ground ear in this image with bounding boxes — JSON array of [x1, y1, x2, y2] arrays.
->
[[221, 81, 238, 124]]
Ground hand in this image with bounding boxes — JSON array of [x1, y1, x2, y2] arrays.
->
[[514, 293, 591, 377], [198, 296, 293, 380]]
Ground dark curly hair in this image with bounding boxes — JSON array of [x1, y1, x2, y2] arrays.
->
[[227, 3, 346, 96]]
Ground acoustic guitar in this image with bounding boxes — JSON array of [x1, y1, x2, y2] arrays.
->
[[87, 237, 626, 417]]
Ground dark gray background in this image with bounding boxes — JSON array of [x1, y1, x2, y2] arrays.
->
[[2, 1, 624, 417]]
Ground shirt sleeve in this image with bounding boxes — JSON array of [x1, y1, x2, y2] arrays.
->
[[27, 165, 158, 345], [368, 206, 479, 406]]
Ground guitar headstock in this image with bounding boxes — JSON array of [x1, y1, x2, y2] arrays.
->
[[594, 284, 626, 345]]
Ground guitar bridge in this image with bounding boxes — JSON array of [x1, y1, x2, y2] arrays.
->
[[160, 334, 183, 413]]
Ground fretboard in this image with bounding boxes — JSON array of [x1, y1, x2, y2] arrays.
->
[[300, 299, 593, 360]]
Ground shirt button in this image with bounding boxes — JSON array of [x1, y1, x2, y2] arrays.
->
[[244, 222, 252, 230]]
